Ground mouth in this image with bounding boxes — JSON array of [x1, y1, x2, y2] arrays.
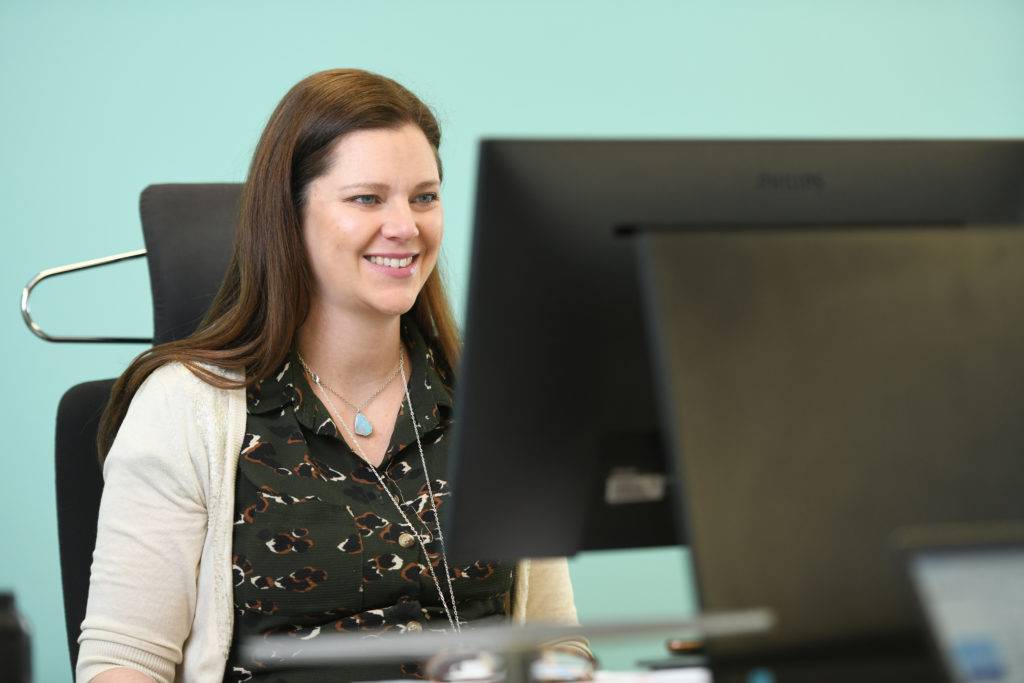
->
[[363, 253, 418, 269], [363, 253, 420, 278]]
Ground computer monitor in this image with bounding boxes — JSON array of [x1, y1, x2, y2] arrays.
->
[[640, 224, 1024, 666], [448, 139, 1024, 565]]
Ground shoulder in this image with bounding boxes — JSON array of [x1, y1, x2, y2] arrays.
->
[[139, 360, 245, 403], [108, 361, 246, 494], [124, 360, 245, 452]]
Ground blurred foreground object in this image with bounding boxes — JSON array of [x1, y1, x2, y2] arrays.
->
[[0, 592, 32, 683]]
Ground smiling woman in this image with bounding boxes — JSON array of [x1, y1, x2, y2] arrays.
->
[[296, 124, 446, 468], [78, 69, 588, 683]]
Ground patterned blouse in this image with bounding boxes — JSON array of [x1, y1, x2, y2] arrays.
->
[[225, 317, 514, 682]]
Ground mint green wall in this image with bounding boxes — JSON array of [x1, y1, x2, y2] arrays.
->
[[3, 1, 1023, 680]]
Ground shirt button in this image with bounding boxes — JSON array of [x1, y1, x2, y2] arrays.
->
[[406, 621, 423, 632], [398, 532, 416, 548]]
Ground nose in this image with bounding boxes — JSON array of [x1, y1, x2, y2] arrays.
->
[[380, 201, 419, 241]]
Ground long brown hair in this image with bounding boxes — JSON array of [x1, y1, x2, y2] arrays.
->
[[97, 68, 461, 462]]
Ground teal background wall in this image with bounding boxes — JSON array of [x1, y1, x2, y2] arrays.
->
[[2, 1, 1022, 680]]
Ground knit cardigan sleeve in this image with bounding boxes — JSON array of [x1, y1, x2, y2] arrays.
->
[[513, 558, 593, 662], [77, 363, 210, 683]]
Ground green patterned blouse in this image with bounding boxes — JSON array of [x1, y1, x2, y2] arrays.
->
[[225, 317, 514, 682]]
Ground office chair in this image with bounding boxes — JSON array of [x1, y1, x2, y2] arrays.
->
[[49, 183, 240, 671]]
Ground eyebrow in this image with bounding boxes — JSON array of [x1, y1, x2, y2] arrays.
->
[[337, 180, 440, 193]]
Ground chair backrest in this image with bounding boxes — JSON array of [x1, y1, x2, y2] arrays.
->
[[55, 380, 114, 669], [140, 183, 240, 344], [56, 183, 241, 671]]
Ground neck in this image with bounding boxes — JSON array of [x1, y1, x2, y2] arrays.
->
[[296, 302, 404, 397]]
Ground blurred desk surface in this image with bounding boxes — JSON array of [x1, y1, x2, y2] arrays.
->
[[597, 669, 711, 683]]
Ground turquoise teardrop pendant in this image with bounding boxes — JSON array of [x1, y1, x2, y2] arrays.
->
[[354, 412, 373, 437]]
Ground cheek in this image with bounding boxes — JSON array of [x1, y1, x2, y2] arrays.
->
[[307, 215, 360, 261], [303, 227, 353, 289], [425, 214, 444, 251]]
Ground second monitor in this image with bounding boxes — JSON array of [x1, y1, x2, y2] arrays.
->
[[447, 138, 1024, 564]]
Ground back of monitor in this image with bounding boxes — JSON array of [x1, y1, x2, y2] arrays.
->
[[641, 226, 1024, 658]]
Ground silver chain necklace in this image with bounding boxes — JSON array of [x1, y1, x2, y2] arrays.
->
[[301, 355, 402, 438], [297, 349, 462, 634]]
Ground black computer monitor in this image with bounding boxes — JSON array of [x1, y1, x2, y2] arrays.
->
[[641, 224, 1024, 667], [447, 139, 1024, 565]]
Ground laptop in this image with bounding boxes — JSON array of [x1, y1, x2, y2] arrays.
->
[[897, 521, 1024, 683]]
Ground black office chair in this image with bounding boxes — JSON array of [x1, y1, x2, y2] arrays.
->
[[52, 183, 240, 671]]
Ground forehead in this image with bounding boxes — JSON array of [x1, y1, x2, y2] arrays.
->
[[322, 124, 439, 183]]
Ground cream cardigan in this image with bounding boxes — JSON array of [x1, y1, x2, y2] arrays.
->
[[77, 362, 584, 683]]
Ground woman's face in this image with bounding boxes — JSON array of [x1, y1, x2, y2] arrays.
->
[[301, 123, 443, 320]]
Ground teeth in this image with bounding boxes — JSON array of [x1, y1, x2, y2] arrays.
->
[[368, 255, 414, 268]]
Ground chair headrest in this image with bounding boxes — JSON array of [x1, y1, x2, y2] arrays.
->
[[139, 183, 241, 344]]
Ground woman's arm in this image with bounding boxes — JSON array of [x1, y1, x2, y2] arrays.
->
[[88, 667, 157, 683], [514, 558, 594, 663], [76, 364, 210, 683], [517, 557, 579, 623]]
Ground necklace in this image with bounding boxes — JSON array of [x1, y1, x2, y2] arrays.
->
[[298, 352, 401, 438], [300, 350, 462, 634]]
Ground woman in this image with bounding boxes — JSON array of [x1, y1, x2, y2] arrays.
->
[[78, 68, 587, 683]]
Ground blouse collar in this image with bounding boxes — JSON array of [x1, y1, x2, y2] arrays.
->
[[246, 317, 454, 444]]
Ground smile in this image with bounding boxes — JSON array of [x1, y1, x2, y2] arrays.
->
[[363, 253, 420, 279], [365, 255, 416, 268]]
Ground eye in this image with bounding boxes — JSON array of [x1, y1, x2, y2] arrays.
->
[[349, 195, 381, 206], [413, 192, 439, 205]]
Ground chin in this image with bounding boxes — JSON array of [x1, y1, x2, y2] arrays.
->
[[368, 297, 419, 318]]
